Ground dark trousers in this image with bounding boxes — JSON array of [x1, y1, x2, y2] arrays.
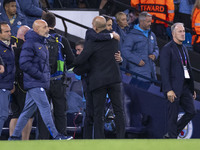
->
[[11, 85, 27, 118], [91, 82, 125, 139], [167, 83, 196, 138], [83, 89, 93, 139], [38, 79, 67, 139]]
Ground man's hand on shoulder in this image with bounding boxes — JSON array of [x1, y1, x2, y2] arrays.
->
[[112, 32, 120, 41], [114, 51, 123, 62]]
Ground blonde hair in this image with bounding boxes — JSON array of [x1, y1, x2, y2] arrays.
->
[[115, 12, 126, 22]]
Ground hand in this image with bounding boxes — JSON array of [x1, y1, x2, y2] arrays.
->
[[0, 65, 4, 73], [167, 90, 177, 103], [149, 54, 156, 61], [114, 51, 122, 62], [193, 91, 196, 100], [138, 60, 145, 66], [11, 42, 17, 48], [125, 73, 131, 76], [112, 32, 120, 41], [10, 85, 15, 94]]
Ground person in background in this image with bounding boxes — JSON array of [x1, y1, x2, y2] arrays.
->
[[0, 0, 26, 36], [112, 12, 129, 70], [191, 0, 200, 53], [131, 0, 174, 40], [178, 0, 194, 30], [122, 11, 159, 89], [0, 21, 15, 137], [0, 0, 21, 15], [124, 9, 139, 30], [113, 11, 129, 45], [75, 40, 84, 56], [160, 23, 196, 138], [17, 0, 46, 27], [174, 0, 194, 45], [9, 25, 34, 140]]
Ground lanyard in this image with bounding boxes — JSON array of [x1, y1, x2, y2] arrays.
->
[[176, 46, 187, 66]]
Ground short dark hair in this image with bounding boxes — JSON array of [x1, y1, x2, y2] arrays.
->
[[0, 21, 9, 33], [42, 12, 56, 28], [138, 11, 152, 22], [3, 0, 16, 8], [102, 15, 113, 22], [75, 40, 85, 47]]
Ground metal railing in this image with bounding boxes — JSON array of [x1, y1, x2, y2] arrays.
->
[[53, 13, 90, 37], [120, 67, 161, 85]]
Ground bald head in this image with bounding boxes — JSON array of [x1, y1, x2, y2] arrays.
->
[[92, 16, 106, 33], [32, 19, 49, 37], [17, 25, 30, 41]]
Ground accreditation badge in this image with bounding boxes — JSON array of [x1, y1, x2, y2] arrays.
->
[[183, 66, 190, 79]]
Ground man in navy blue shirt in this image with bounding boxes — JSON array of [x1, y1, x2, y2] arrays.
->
[[0, 21, 15, 136]]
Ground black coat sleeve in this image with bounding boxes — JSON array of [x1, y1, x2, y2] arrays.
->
[[85, 28, 112, 41], [73, 62, 90, 75], [61, 36, 75, 69]]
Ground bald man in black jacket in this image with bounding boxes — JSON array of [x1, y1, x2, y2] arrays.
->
[[73, 16, 125, 139]]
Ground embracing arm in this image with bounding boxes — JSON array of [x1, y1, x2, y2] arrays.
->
[[85, 28, 120, 41]]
